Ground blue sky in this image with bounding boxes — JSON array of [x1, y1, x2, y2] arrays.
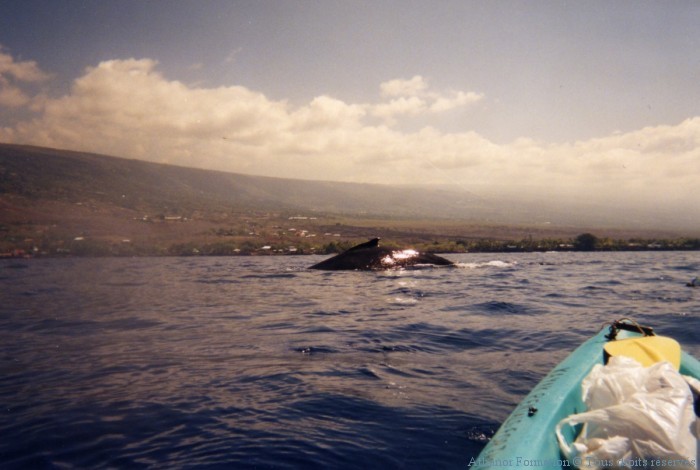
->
[[1, 1, 699, 213]]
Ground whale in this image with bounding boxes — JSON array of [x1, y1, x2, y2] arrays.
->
[[309, 238, 454, 271]]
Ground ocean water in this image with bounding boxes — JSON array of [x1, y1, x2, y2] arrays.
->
[[1, 252, 698, 469]]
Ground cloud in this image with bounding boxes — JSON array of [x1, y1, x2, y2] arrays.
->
[[0, 46, 50, 108], [380, 75, 429, 97], [371, 75, 483, 121], [0, 81, 31, 108], [0, 48, 50, 82], [0, 56, 698, 214], [430, 91, 482, 112], [17, 59, 293, 159], [371, 96, 427, 121]]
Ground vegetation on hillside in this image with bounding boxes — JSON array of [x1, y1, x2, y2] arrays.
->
[[1, 143, 699, 258], [3, 222, 699, 258]]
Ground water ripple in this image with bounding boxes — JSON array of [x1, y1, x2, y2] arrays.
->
[[1, 252, 699, 468]]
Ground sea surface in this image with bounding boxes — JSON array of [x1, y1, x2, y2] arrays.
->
[[1, 252, 698, 469]]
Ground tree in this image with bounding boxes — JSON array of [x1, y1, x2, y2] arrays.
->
[[574, 233, 598, 251]]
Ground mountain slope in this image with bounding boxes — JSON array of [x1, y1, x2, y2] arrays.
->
[[0, 143, 486, 219], [1, 143, 698, 234]]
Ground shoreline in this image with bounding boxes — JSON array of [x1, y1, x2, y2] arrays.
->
[[3, 241, 700, 259]]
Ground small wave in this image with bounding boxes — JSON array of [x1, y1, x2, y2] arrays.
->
[[456, 260, 517, 269], [473, 300, 527, 315], [379, 344, 424, 353], [357, 367, 381, 379], [300, 325, 336, 334], [193, 278, 241, 285], [296, 345, 339, 355], [596, 279, 624, 286], [355, 341, 437, 354], [104, 281, 150, 287], [309, 309, 353, 316], [379, 363, 420, 378], [240, 273, 298, 280], [580, 285, 616, 294], [389, 296, 419, 306], [3, 263, 30, 269], [671, 263, 700, 272]]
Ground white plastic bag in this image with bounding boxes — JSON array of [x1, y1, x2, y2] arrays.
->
[[556, 356, 698, 469]]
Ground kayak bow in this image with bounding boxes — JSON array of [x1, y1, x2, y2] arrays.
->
[[470, 319, 700, 469]]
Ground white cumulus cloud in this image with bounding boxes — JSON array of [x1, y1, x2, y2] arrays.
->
[[0, 46, 50, 108], [371, 75, 483, 121], [380, 75, 429, 97]]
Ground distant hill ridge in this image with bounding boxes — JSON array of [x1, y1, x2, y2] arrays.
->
[[1, 143, 698, 234], [0, 143, 485, 220]]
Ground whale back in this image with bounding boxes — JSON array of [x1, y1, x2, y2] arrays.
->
[[309, 238, 453, 271]]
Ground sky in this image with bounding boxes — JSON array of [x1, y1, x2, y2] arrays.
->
[[1, 0, 699, 215]]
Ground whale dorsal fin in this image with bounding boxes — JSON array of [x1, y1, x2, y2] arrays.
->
[[347, 237, 380, 251]]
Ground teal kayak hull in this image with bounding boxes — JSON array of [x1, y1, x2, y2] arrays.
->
[[471, 327, 700, 469]]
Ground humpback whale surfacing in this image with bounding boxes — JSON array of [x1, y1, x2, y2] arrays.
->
[[309, 238, 454, 271]]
